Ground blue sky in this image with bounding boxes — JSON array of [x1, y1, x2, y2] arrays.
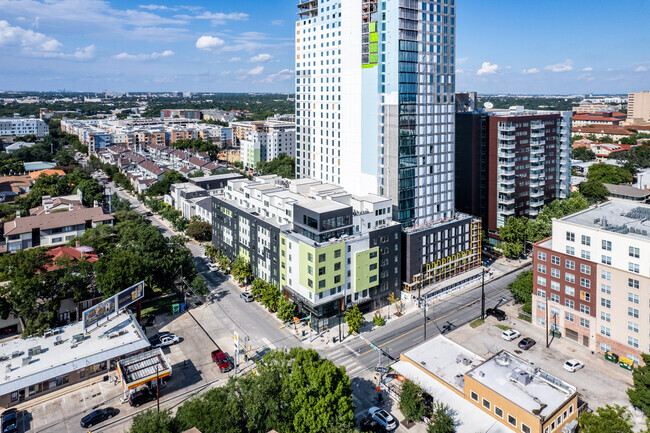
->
[[0, 0, 648, 94]]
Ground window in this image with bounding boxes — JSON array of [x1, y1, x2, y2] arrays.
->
[[565, 299, 575, 309], [334, 249, 342, 258], [580, 278, 590, 289], [602, 240, 612, 251], [537, 251, 547, 261], [601, 284, 611, 294], [318, 267, 326, 276], [495, 406, 503, 418], [580, 291, 590, 301], [308, 252, 313, 262], [601, 343, 612, 352], [629, 337, 640, 348], [628, 322, 639, 333], [566, 232, 575, 242], [369, 251, 378, 259], [482, 398, 491, 410], [601, 298, 611, 308], [318, 280, 326, 289], [581, 235, 591, 246], [565, 273, 575, 283], [629, 263, 640, 274], [630, 246, 640, 258], [565, 312, 574, 322], [601, 326, 611, 337], [551, 281, 560, 291], [334, 262, 341, 271], [537, 301, 546, 311], [629, 278, 640, 289], [628, 307, 640, 319], [580, 264, 591, 275], [551, 293, 560, 303], [308, 265, 313, 275], [580, 304, 590, 315], [334, 275, 341, 284], [537, 289, 546, 298], [629, 293, 640, 304], [601, 255, 612, 265], [537, 276, 546, 287], [601, 312, 611, 322], [566, 246, 575, 256], [551, 268, 560, 278], [581, 250, 591, 260], [565, 286, 575, 296], [470, 391, 478, 402], [601, 270, 612, 280], [522, 424, 531, 433], [580, 318, 590, 328], [537, 264, 546, 274], [551, 256, 560, 265], [308, 279, 313, 288], [565, 259, 575, 270], [318, 253, 326, 262], [507, 414, 517, 427]]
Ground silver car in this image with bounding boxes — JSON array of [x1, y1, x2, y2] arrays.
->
[[368, 407, 398, 431]]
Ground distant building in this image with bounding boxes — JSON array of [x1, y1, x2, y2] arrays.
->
[[571, 112, 625, 127], [237, 121, 296, 170], [4, 141, 36, 154], [603, 183, 650, 203], [0, 116, 49, 137], [160, 109, 201, 120], [572, 125, 634, 141], [628, 91, 650, 123], [455, 107, 572, 243]]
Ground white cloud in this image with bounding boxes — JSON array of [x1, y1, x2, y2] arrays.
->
[[477, 62, 498, 76], [176, 11, 248, 25], [544, 59, 573, 72], [456, 57, 469, 64], [262, 69, 293, 83], [229, 57, 241, 62], [247, 66, 264, 75], [578, 73, 594, 81], [582, 67, 593, 72], [249, 53, 272, 62], [271, 20, 284, 26], [0, 19, 61, 53], [72, 44, 95, 59], [139, 4, 173, 11], [196, 35, 224, 50], [114, 49, 174, 60], [635, 66, 648, 72], [522, 68, 539, 74]]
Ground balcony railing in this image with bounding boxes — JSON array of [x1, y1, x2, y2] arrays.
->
[[498, 133, 516, 141], [501, 126, 516, 132], [499, 142, 516, 150], [498, 197, 515, 205]]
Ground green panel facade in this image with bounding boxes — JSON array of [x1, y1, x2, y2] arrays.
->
[[299, 241, 345, 294], [354, 247, 379, 293]]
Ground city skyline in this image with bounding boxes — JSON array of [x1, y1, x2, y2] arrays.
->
[[0, 0, 647, 93]]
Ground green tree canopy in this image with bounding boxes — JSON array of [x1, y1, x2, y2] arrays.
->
[[146, 170, 187, 197], [344, 304, 364, 334], [256, 153, 296, 179], [129, 409, 175, 433], [586, 162, 633, 184], [579, 179, 610, 202], [627, 353, 650, 417], [571, 146, 596, 161], [578, 405, 633, 433], [507, 270, 533, 313], [186, 219, 212, 242], [399, 379, 427, 423], [428, 402, 455, 433]]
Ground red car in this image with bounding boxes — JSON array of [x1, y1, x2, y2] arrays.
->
[[211, 349, 232, 372]]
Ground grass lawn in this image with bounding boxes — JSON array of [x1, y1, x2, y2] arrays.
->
[[495, 324, 511, 331], [141, 294, 183, 318], [470, 318, 485, 328]]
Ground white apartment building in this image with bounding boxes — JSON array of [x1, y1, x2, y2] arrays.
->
[[239, 123, 296, 170], [0, 117, 49, 137], [628, 91, 650, 123], [532, 199, 650, 364]]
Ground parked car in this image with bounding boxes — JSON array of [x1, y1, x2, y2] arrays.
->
[[518, 337, 536, 350], [208, 263, 219, 272], [145, 211, 153, 216], [368, 407, 397, 431], [149, 331, 170, 341], [1, 408, 18, 433], [360, 415, 384, 432], [241, 292, 254, 302], [145, 315, 156, 327], [563, 359, 584, 372], [80, 408, 119, 428], [149, 333, 180, 348], [129, 388, 156, 407], [486, 308, 507, 321], [211, 349, 232, 372], [501, 329, 521, 341]]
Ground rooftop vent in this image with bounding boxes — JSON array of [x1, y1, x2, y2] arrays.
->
[[27, 346, 41, 356], [511, 367, 532, 386], [22, 356, 31, 366], [456, 355, 472, 365], [495, 354, 511, 366]]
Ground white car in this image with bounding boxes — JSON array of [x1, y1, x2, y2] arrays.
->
[[501, 329, 521, 341], [563, 359, 584, 372], [207, 263, 219, 272], [150, 334, 180, 348], [368, 407, 398, 431]]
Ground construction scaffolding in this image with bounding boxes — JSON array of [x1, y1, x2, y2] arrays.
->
[[404, 218, 482, 292]]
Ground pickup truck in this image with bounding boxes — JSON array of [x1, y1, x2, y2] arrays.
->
[[211, 349, 232, 373]]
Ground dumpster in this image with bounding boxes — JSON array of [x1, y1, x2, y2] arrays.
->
[[619, 357, 634, 371], [605, 352, 619, 363], [172, 303, 180, 315]]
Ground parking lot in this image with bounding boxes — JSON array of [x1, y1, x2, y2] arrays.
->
[[446, 302, 645, 428]]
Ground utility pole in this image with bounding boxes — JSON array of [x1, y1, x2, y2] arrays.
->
[[481, 267, 486, 320], [156, 363, 160, 413], [545, 295, 549, 348], [338, 298, 343, 343]]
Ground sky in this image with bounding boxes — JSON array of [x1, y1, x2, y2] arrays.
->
[[0, 0, 648, 94]]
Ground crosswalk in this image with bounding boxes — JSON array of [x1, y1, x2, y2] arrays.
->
[[326, 345, 371, 378]]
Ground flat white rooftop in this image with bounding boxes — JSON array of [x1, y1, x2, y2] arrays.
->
[[0, 311, 149, 397], [561, 199, 650, 241]]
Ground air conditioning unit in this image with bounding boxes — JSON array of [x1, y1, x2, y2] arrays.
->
[[562, 420, 578, 433]]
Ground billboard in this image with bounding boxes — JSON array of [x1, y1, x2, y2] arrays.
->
[[82, 281, 145, 330], [82, 296, 116, 329], [117, 281, 145, 310]]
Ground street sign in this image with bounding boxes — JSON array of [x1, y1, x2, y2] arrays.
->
[[234, 331, 239, 351], [374, 366, 389, 374]]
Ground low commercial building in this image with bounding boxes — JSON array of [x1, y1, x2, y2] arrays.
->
[[392, 336, 578, 433], [603, 183, 650, 203], [0, 311, 149, 407], [0, 116, 49, 137], [532, 200, 650, 364]]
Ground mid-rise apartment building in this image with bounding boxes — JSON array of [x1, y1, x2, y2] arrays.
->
[[455, 107, 572, 243], [0, 116, 49, 137], [160, 109, 201, 120], [296, 0, 482, 293], [235, 121, 296, 170], [532, 199, 650, 365], [211, 175, 401, 327], [627, 91, 650, 123]]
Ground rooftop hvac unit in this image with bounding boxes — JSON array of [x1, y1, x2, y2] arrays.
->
[[495, 355, 510, 366], [512, 367, 532, 385], [108, 332, 119, 339], [562, 420, 578, 433], [28, 346, 41, 356], [22, 356, 31, 366]]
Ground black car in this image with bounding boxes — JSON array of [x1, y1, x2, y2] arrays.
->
[[360, 416, 385, 432], [80, 408, 118, 428], [1, 408, 18, 433], [518, 337, 536, 350], [486, 308, 507, 321], [145, 315, 156, 327], [129, 388, 156, 407]]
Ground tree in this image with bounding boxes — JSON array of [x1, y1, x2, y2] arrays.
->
[[146, 170, 187, 197], [277, 296, 297, 323], [190, 275, 209, 298], [387, 291, 402, 315], [129, 409, 175, 433], [571, 146, 596, 161], [579, 179, 610, 202], [627, 353, 650, 417], [586, 162, 633, 185], [344, 304, 364, 334], [260, 283, 281, 312], [111, 192, 132, 212], [399, 379, 427, 423], [250, 278, 267, 299], [231, 256, 252, 285], [256, 153, 296, 178], [186, 220, 212, 242], [55, 148, 76, 166], [427, 402, 455, 433], [498, 216, 528, 258], [507, 270, 533, 313], [578, 405, 633, 433], [175, 383, 245, 433], [600, 135, 614, 143]]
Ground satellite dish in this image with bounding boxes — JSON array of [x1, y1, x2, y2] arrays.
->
[[484, 102, 494, 109]]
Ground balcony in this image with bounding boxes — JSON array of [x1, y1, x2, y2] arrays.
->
[[498, 133, 516, 141], [499, 160, 515, 168], [530, 199, 545, 207], [501, 126, 516, 132], [499, 168, 515, 177], [498, 197, 515, 206], [498, 151, 515, 159], [531, 123, 544, 129], [528, 209, 540, 217], [500, 185, 515, 193], [499, 207, 515, 216], [531, 131, 546, 138], [530, 189, 544, 198], [530, 147, 545, 155], [499, 142, 516, 150], [500, 178, 515, 185]]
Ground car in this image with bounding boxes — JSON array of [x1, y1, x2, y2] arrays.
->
[[208, 263, 219, 272], [501, 329, 521, 341], [368, 407, 397, 431], [211, 349, 232, 372], [241, 292, 254, 302], [360, 416, 384, 432], [486, 308, 507, 321], [145, 315, 156, 327], [129, 388, 156, 407], [563, 359, 584, 372], [145, 211, 153, 216], [149, 331, 170, 341], [149, 333, 180, 348], [80, 408, 119, 428], [1, 408, 18, 433], [518, 337, 536, 350]]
